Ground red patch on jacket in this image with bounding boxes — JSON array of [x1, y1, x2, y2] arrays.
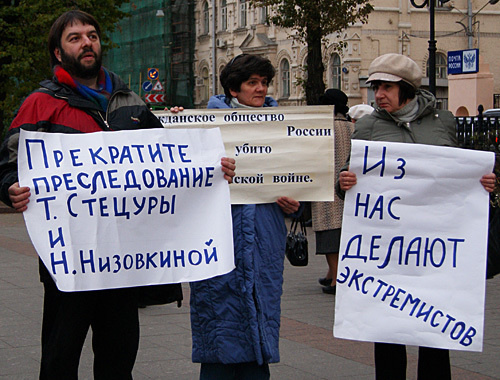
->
[[11, 92, 103, 133]]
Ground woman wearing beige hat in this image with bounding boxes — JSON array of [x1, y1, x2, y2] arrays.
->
[[337, 53, 497, 380]]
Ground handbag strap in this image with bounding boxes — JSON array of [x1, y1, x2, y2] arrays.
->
[[290, 216, 299, 233], [289, 215, 307, 235], [299, 215, 307, 236]]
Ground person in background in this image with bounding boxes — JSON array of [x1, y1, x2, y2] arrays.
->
[[347, 103, 374, 122], [312, 89, 354, 295], [337, 53, 496, 380], [189, 54, 300, 380], [0, 10, 234, 379]]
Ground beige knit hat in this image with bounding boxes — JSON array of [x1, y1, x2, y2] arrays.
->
[[366, 53, 422, 88]]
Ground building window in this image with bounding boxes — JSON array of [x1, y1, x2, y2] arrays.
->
[[426, 53, 448, 79], [201, 67, 210, 102], [331, 53, 342, 89], [260, 6, 268, 24], [203, 1, 209, 35], [240, 0, 247, 28], [495, 94, 500, 108], [220, 0, 227, 31], [280, 59, 290, 98]]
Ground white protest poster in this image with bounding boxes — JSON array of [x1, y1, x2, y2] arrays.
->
[[154, 106, 335, 204], [18, 128, 234, 292], [334, 140, 495, 352]]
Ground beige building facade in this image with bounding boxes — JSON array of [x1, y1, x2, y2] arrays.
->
[[193, 0, 500, 115]]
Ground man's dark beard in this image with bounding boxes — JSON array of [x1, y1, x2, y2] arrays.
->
[[60, 47, 102, 80]]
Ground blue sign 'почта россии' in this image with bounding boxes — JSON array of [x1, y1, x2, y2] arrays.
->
[[448, 49, 479, 75]]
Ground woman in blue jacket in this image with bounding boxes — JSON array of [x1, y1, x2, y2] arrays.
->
[[190, 54, 300, 380]]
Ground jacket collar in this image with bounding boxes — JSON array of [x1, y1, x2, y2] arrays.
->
[[374, 89, 437, 123], [39, 70, 131, 110]]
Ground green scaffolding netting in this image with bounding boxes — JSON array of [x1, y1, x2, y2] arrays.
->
[[104, 0, 194, 108]]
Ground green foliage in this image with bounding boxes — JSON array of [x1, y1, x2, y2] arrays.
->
[[251, 0, 373, 104], [0, 0, 128, 133], [254, 0, 372, 39]]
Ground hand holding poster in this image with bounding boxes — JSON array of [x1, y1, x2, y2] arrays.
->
[[334, 140, 494, 352], [18, 128, 234, 292], [155, 106, 335, 204]]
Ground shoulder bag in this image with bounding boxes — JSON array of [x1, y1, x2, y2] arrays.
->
[[285, 215, 308, 266]]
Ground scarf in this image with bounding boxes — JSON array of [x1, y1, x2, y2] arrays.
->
[[230, 97, 255, 109], [392, 97, 419, 123], [54, 65, 113, 111]]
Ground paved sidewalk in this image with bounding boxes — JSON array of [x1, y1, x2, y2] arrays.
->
[[0, 212, 498, 379]]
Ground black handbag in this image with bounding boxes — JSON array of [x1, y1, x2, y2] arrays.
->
[[487, 194, 500, 279], [285, 216, 308, 266]]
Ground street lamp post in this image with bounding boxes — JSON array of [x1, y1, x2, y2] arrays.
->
[[410, 0, 437, 96], [455, 0, 500, 49]]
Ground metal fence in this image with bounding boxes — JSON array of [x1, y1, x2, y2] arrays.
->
[[455, 116, 500, 153], [454, 117, 500, 201]]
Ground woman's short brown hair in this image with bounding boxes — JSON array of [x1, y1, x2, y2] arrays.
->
[[220, 54, 275, 100]]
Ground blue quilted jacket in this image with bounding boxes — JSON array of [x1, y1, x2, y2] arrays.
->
[[190, 94, 287, 364]]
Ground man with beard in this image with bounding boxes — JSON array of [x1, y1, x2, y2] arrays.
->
[[0, 10, 235, 380]]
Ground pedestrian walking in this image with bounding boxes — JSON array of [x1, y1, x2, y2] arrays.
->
[[312, 89, 355, 295]]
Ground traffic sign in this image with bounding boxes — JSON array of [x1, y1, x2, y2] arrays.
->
[[142, 81, 153, 92], [148, 68, 160, 81], [153, 80, 164, 91], [145, 94, 165, 103]]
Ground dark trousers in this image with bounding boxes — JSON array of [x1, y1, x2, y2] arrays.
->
[[39, 280, 139, 380], [200, 362, 270, 380], [374, 342, 451, 380]]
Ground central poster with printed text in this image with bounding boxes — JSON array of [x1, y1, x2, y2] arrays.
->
[[155, 106, 335, 204], [334, 140, 494, 352], [18, 128, 234, 292]]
